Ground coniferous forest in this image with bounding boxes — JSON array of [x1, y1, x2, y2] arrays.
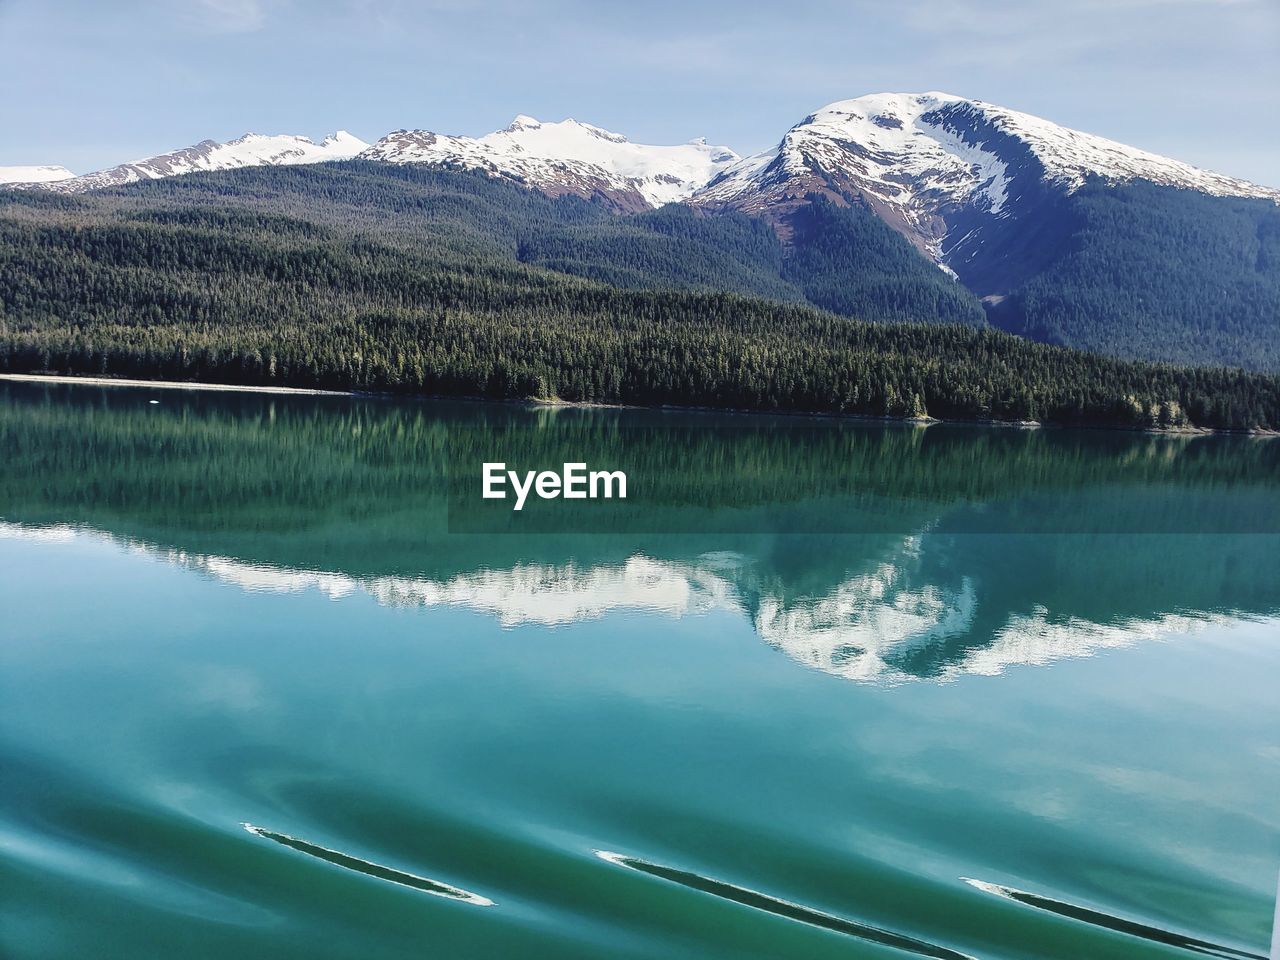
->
[[979, 180, 1280, 371], [2, 163, 1279, 431]]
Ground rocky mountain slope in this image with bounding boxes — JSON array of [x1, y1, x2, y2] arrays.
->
[[17, 95, 1276, 225], [41, 132, 368, 193], [692, 91, 1280, 268], [359, 115, 738, 211]]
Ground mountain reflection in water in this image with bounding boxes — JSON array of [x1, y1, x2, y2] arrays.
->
[[2, 379, 1277, 685]]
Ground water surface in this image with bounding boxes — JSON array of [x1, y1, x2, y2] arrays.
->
[[1, 381, 1277, 959]]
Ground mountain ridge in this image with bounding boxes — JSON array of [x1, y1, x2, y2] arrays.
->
[[13, 95, 1277, 221], [359, 115, 738, 210], [36, 131, 368, 193]]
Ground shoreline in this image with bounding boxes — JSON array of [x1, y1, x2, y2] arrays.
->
[[2, 371, 1273, 436], [0, 373, 348, 397]]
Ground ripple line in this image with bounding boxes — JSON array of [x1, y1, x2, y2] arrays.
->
[[242, 823, 494, 906], [596, 850, 976, 959], [963, 878, 1264, 959]]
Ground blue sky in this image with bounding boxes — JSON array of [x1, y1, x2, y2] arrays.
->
[[2, 0, 1277, 186]]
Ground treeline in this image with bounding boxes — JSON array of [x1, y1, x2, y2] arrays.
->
[[2, 169, 1280, 430]]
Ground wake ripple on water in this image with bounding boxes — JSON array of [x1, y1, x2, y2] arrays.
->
[[241, 823, 495, 907], [596, 850, 977, 960], [963, 878, 1266, 960]]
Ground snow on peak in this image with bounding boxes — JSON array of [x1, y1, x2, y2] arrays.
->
[[19, 94, 1274, 221], [40, 131, 369, 194], [925, 93, 1280, 199], [0, 164, 75, 185], [209, 131, 369, 167], [361, 117, 739, 208], [696, 91, 1280, 261], [713, 91, 1280, 203], [322, 130, 364, 148], [481, 117, 638, 156]]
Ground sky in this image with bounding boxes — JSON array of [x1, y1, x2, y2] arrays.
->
[[1, 0, 1278, 186]]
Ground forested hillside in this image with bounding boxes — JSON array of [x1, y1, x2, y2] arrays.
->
[[966, 181, 1280, 371], [23, 161, 984, 325], [2, 165, 1279, 430], [517, 199, 986, 326]]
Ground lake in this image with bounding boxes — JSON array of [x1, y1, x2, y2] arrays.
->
[[1, 379, 1277, 960]]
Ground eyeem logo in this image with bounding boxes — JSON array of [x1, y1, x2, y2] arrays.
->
[[482, 462, 627, 511]]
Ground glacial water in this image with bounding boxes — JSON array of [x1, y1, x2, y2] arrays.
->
[[1, 380, 1277, 960]]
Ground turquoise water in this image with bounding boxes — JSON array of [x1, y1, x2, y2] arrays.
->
[[1, 381, 1277, 959]]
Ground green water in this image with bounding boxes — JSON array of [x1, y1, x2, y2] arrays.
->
[[1, 380, 1277, 960]]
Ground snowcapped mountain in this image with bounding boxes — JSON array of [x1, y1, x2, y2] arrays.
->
[[18, 96, 1275, 226], [5, 96, 1277, 369], [43, 131, 368, 194], [360, 116, 739, 210], [0, 165, 75, 185], [693, 92, 1280, 266]]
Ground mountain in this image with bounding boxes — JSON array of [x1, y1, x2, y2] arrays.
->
[[694, 93, 1280, 370], [359, 116, 738, 211], [42, 131, 368, 193], [5, 96, 1279, 370], [0, 165, 74, 185], [693, 91, 1279, 264]]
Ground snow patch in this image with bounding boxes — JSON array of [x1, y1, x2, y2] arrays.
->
[[361, 116, 739, 208], [43, 131, 369, 194], [0, 164, 74, 185]]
